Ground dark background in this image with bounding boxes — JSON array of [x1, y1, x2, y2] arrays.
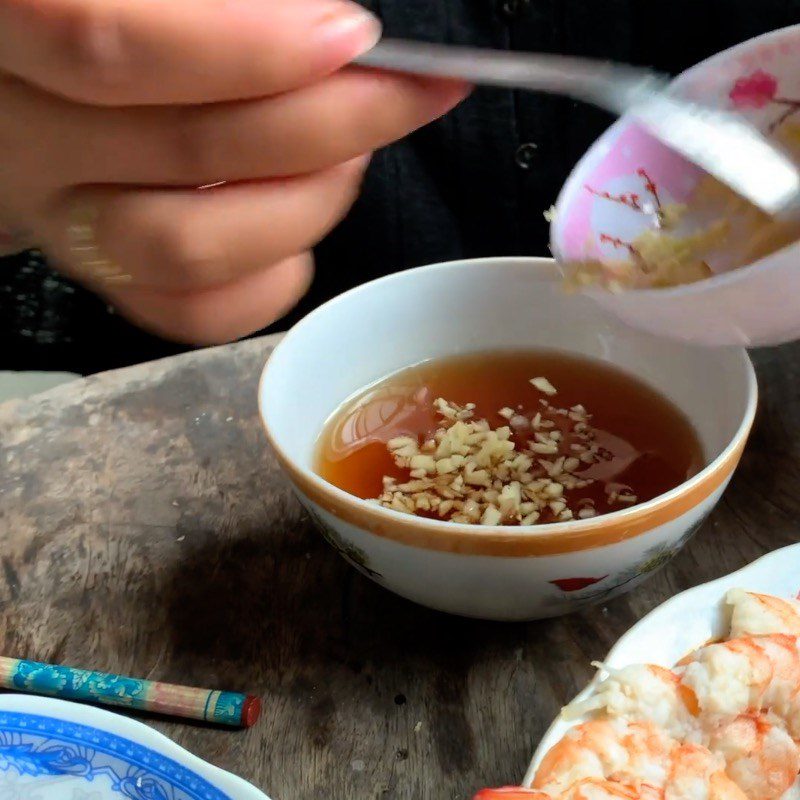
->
[[2, 1, 797, 375]]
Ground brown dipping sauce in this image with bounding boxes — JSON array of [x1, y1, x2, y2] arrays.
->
[[315, 351, 704, 524]]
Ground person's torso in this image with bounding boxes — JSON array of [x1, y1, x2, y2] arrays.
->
[[3, 1, 798, 372]]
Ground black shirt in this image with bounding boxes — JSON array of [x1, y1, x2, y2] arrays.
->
[[2, 2, 798, 373]]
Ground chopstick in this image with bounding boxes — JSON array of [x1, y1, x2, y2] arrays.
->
[[0, 656, 261, 727]]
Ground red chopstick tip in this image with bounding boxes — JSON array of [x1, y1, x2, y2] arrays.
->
[[241, 695, 261, 727]]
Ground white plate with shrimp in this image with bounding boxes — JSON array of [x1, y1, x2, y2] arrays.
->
[[523, 543, 800, 796]]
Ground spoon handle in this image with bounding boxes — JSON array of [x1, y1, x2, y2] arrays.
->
[[355, 39, 800, 216], [354, 39, 665, 114]]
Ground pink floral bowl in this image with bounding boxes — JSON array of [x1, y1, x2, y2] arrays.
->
[[551, 24, 800, 347]]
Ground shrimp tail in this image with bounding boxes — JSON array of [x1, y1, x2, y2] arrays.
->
[[562, 694, 607, 720], [561, 662, 619, 719]]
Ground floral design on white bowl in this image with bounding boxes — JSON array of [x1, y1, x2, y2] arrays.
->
[[304, 505, 383, 580], [547, 515, 706, 606]]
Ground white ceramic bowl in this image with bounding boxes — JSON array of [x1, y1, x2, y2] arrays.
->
[[258, 257, 757, 621], [524, 542, 800, 786], [552, 24, 800, 346]]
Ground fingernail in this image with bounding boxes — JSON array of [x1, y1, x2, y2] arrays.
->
[[315, 1, 382, 57], [332, 153, 372, 175]]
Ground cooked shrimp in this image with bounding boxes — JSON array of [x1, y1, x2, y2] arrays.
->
[[477, 719, 768, 800], [473, 789, 551, 799], [547, 755, 746, 800], [562, 779, 661, 800], [679, 635, 800, 733], [533, 719, 677, 796], [565, 664, 699, 740], [727, 589, 800, 638], [664, 744, 748, 800], [702, 712, 800, 800], [486, 770, 747, 800], [551, 666, 798, 799], [532, 719, 752, 800], [473, 782, 656, 800]]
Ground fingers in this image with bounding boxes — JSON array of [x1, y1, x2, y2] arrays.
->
[[102, 252, 314, 344], [0, 0, 381, 105], [8, 68, 467, 186], [45, 156, 369, 290]]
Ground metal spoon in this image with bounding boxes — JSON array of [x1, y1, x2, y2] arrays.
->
[[355, 39, 800, 216]]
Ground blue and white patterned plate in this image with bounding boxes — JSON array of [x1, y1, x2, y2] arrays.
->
[[0, 694, 271, 800]]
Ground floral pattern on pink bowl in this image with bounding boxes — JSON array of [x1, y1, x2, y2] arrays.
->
[[556, 127, 703, 263], [730, 70, 780, 110], [729, 69, 800, 133], [550, 25, 800, 347]]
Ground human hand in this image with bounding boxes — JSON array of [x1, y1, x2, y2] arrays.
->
[[0, 0, 468, 343]]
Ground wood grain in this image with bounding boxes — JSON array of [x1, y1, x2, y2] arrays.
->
[[0, 336, 797, 800]]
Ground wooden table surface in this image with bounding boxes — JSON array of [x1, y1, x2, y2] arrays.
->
[[0, 335, 798, 800]]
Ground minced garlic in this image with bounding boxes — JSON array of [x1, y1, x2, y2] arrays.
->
[[562, 122, 800, 292], [562, 209, 721, 292], [376, 379, 637, 526]]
